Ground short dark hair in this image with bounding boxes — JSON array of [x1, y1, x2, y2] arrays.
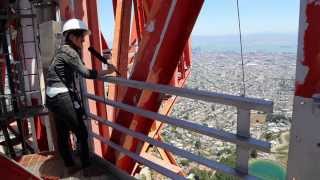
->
[[65, 29, 86, 41], [69, 30, 86, 37]]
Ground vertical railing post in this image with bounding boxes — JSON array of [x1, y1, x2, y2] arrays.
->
[[43, 116, 54, 151], [29, 117, 39, 152], [80, 78, 94, 152], [235, 108, 251, 175]]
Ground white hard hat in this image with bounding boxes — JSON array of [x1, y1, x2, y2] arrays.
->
[[62, 18, 90, 35]]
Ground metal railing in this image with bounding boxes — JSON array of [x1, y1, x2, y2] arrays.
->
[[82, 76, 273, 180]]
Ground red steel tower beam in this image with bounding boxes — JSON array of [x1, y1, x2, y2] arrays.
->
[[86, 0, 110, 158], [105, 0, 177, 164], [0, 154, 39, 180], [107, 0, 132, 126], [287, 0, 320, 179], [106, 0, 204, 173], [132, 40, 193, 175]]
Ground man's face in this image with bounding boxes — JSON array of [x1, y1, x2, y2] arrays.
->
[[70, 34, 85, 49]]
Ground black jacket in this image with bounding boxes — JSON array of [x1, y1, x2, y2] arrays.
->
[[46, 44, 97, 91]]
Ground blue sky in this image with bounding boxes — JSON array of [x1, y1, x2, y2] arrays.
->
[[99, 0, 300, 40]]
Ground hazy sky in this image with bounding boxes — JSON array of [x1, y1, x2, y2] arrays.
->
[[99, 0, 300, 40]]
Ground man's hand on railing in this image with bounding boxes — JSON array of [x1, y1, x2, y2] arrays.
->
[[103, 52, 112, 60], [98, 64, 117, 77], [107, 64, 117, 74]]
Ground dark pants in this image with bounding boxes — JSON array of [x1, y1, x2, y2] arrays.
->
[[46, 92, 89, 168]]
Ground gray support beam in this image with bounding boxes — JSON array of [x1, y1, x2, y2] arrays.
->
[[86, 93, 271, 152], [90, 132, 185, 180], [99, 76, 273, 112], [89, 113, 258, 179], [236, 109, 251, 175]]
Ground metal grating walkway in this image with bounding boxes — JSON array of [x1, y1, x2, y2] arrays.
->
[[16, 152, 129, 180]]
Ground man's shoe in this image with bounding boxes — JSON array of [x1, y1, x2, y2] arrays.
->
[[66, 165, 81, 175], [82, 167, 90, 177]]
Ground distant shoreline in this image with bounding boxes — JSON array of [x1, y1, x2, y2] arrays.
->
[[192, 33, 297, 54]]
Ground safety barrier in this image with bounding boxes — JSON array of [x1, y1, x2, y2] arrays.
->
[[83, 76, 273, 179]]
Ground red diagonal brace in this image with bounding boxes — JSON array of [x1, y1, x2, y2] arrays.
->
[[107, 0, 204, 173]]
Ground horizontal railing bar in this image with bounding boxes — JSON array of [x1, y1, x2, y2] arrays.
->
[[0, 91, 40, 97], [22, 40, 36, 44], [89, 113, 257, 179], [90, 132, 185, 180], [23, 74, 39, 76], [86, 93, 271, 152], [15, 8, 33, 11], [21, 25, 34, 28], [99, 76, 273, 112]]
